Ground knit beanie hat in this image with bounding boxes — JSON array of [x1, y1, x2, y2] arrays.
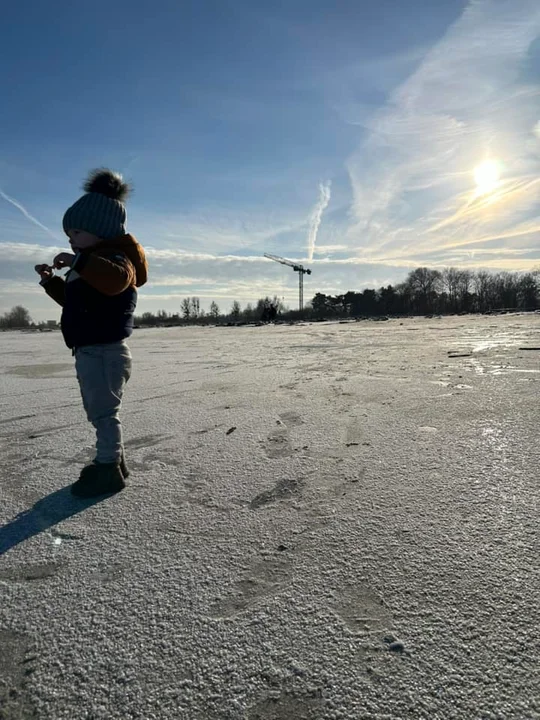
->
[[62, 169, 131, 239]]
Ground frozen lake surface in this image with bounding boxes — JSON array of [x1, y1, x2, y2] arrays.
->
[[1, 314, 539, 719]]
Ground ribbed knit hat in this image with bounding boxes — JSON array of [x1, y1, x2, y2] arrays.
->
[[62, 169, 131, 239]]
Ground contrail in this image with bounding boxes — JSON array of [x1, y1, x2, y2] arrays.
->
[[307, 181, 331, 261], [0, 189, 60, 242]]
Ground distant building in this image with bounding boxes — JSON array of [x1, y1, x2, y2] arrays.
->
[[46, 320, 58, 328]]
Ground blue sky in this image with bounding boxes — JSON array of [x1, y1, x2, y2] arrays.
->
[[1, 0, 540, 320]]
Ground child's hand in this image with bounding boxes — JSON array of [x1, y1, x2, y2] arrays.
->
[[35, 264, 54, 281], [52, 252, 76, 269]]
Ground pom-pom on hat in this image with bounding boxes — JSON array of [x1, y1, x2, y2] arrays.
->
[[63, 169, 132, 239]]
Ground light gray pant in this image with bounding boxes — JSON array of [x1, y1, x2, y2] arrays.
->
[[75, 341, 132, 464]]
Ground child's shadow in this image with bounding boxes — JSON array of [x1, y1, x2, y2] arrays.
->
[[0, 488, 106, 556]]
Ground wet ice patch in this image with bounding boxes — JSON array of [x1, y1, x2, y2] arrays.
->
[[4, 363, 73, 378]]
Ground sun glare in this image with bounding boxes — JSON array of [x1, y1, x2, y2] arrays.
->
[[474, 159, 501, 196]]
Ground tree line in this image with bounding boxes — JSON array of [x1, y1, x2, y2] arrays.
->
[[135, 267, 539, 326], [2, 267, 538, 330], [310, 267, 539, 319], [134, 296, 286, 327]]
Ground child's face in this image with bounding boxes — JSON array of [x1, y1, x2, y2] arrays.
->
[[67, 229, 101, 252]]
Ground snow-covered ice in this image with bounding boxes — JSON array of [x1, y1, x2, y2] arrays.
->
[[1, 314, 539, 719]]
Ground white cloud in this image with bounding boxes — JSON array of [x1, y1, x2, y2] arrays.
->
[[307, 181, 331, 261], [0, 241, 64, 260], [313, 244, 350, 255]]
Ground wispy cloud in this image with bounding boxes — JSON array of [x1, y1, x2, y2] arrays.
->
[[0, 189, 61, 242], [2, 234, 536, 321], [313, 244, 350, 255], [307, 181, 331, 262], [346, 0, 540, 270]]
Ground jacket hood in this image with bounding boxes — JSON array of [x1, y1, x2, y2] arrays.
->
[[99, 234, 148, 287]]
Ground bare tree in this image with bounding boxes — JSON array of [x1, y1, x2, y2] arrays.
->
[[209, 301, 220, 319], [494, 272, 518, 309], [139, 312, 156, 325], [0, 306, 32, 328], [407, 267, 442, 295], [190, 297, 201, 318], [181, 298, 191, 320], [473, 271, 492, 312], [230, 300, 241, 320], [406, 268, 442, 313], [271, 295, 286, 314], [456, 270, 473, 311], [517, 273, 538, 309], [442, 267, 462, 312], [243, 303, 255, 321]]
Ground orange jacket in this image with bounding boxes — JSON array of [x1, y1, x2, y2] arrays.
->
[[45, 234, 148, 306]]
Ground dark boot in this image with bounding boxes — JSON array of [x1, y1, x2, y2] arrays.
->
[[120, 452, 130, 479], [71, 462, 126, 498], [79, 456, 130, 480], [79, 454, 130, 481], [78, 463, 96, 480]]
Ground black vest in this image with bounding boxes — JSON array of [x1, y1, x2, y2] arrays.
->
[[61, 273, 137, 349]]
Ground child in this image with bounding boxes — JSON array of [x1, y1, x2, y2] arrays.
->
[[35, 169, 148, 498]]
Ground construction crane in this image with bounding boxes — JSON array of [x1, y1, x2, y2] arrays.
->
[[264, 253, 312, 312]]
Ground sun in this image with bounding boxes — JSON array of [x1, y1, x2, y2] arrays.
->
[[474, 159, 501, 196]]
